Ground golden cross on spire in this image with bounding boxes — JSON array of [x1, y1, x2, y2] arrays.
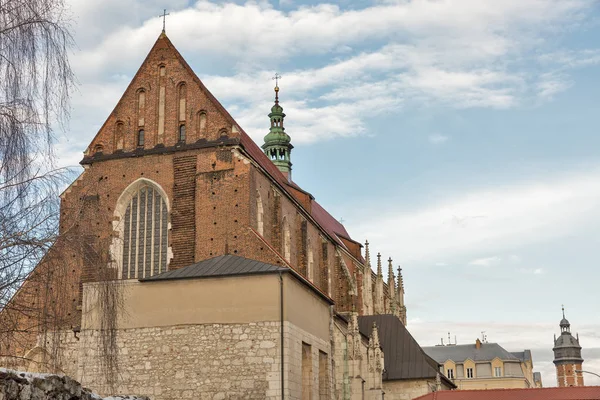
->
[[272, 73, 282, 88], [272, 73, 282, 102], [159, 9, 170, 32]]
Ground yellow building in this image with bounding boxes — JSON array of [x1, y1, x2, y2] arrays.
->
[[423, 339, 541, 390]]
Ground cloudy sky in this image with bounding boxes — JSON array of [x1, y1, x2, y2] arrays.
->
[[58, 0, 600, 387]]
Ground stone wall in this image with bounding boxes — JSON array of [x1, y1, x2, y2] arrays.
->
[[383, 379, 434, 400], [77, 321, 331, 400], [0, 369, 148, 400]]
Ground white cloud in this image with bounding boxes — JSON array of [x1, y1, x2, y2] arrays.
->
[[428, 133, 449, 145], [59, 0, 600, 149], [518, 267, 545, 275], [469, 256, 501, 267], [349, 166, 600, 264]]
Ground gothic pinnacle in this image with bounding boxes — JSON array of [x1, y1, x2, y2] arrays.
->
[[377, 252, 382, 278], [387, 257, 395, 289], [364, 240, 371, 267], [397, 265, 404, 291]]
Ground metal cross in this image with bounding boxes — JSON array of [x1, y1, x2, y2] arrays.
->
[[159, 9, 170, 32], [272, 73, 282, 88]]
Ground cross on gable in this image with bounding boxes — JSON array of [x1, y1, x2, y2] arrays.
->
[[159, 9, 170, 32]]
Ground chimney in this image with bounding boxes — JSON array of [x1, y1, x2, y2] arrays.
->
[[476, 338, 481, 349]]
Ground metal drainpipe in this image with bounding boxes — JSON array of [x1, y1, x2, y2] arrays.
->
[[280, 272, 285, 399]]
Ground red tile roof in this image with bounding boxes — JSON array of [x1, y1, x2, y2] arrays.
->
[[414, 386, 600, 400]]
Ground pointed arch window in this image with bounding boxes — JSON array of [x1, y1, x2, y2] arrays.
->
[[197, 110, 207, 137], [115, 121, 124, 151], [307, 241, 314, 281], [177, 82, 187, 123], [120, 182, 169, 279], [283, 217, 291, 261], [137, 89, 146, 128], [256, 191, 264, 235]]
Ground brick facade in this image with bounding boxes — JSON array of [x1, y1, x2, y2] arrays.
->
[[1, 33, 407, 400]]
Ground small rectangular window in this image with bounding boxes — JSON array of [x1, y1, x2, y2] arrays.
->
[[137, 129, 145, 147], [495, 367, 502, 377], [179, 124, 186, 142], [302, 342, 312, 400], [447, 369, 454, 379], [467, 368, 474, 378]]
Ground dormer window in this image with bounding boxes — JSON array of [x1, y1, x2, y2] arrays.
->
[[178, 124, 186, 142], [137, 129, 145, 147]]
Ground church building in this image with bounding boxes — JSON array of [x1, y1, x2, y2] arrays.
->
[[0, 30, 453, 400]]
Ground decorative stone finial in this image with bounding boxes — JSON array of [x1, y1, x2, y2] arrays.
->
[[397, 265, 404, 292], [377, 252, 382, 277], [387, 257, 395, 290], [364, 240, 371, 267]]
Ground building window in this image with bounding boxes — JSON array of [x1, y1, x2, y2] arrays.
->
[[283, 217, 291, 261], [177, 82, 187, 122], [467, 368, 474, 378], [137, 89, 146, 127], [307, 243, 314, 281], [256, 191, 264, 235], [197, 110, 207, 136], [302, 342, 312, 400], [318, 351, 329, 399], [115, 121, 124, 151], [495, 367, 502, 377], [178, 124, 186, 142], [120, 183, 168, 279], [447, 369, 454, 379], [137, 129, 145, 147]]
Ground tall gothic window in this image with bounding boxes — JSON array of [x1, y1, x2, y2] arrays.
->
[[256, 191, 264, 235], [283, 217, 291, 262], [115, 121, 124, 151], [178, 82, 187, 123], [197, 110, 207, 137], [307, 241, 314, 281], [120, 183, 168, 279]]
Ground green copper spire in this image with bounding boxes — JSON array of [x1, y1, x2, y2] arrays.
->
[[262, 74, 293, 177]]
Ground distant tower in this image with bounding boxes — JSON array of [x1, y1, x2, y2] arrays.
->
[[553, 306, 584, 387], [262, 75, 293, 180]]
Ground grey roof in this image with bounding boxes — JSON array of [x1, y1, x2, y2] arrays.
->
[[422, 343, 521, 364], [511, 350, 532, 362], [358, 315, 455, 388], [140, 255, 286, 282]]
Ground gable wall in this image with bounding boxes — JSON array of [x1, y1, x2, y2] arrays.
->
[[87, 35, 237, 156]]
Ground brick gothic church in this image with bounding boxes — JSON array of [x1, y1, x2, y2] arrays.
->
[[0, 32, 454, 399]]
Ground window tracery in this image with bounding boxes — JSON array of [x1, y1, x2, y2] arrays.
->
[[118, 181, 169, 279]]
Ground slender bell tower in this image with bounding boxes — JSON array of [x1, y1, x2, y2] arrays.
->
[[262, 74, 293, 180], [553, 306, 584, 387]]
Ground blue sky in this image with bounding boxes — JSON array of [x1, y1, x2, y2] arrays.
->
[[58, 0, 600, 386]]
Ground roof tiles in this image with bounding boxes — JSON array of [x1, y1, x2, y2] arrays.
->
[[414, 386, 600, 400]]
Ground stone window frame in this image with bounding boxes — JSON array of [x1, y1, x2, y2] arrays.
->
[[110, 178, 172, 279]]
